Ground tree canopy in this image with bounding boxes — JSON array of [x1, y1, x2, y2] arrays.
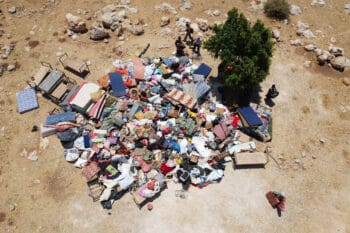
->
[[204, 8, 273, 94]]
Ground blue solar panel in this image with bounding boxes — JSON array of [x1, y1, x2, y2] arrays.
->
[[16, 88, 39, 113]]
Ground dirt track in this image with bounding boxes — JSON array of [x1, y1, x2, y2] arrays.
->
[[0, 0, 349, 232]]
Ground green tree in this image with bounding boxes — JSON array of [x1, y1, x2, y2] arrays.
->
[[204, 8, 273, 96]]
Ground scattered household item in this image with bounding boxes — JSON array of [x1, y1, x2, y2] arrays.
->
[[59, 53, 90, 78], [16, 88, 39, 113]]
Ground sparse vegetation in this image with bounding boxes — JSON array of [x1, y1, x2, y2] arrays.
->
[[264, 0, 290, 20]]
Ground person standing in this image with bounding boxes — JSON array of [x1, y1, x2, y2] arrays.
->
[[183, 22, 194, 45], [192, 37, 202, 56], [266, 84, 279, 99], [175, 36, 185, 57]]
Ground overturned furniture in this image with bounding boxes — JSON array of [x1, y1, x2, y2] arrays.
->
[[59, 53, 90, 78], [27, 62, 77, 105]]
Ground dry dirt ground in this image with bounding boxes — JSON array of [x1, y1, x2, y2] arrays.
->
[[0, 0, 349, 233]]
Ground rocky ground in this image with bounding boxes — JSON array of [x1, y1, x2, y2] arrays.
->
[[0, 0, 349, 233]]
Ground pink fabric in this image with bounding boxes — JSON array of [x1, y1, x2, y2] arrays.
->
[[132, 58, 145, 80]]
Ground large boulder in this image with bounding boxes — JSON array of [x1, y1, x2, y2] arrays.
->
[[290, 5, 302, 15], [66, 13, 87, 33], [330, 56, 350, 72], [90, 23, 109, 40]]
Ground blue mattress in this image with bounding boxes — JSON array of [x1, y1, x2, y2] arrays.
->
[[109, 72, 126, 97], [46, 111, 76, 125], [238, 106, 263, 127], [193, 63, 212, 78], [16, 88, 39, 113]]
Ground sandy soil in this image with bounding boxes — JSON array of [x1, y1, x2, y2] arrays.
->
[[0, 0, 349, 233]]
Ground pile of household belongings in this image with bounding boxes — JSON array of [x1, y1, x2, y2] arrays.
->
[[39, 55, 272, 209]]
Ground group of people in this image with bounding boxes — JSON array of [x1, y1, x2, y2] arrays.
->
[[175, 23, 201, 57]]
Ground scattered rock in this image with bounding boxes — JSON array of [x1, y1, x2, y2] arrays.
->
[[8, 204, 16, 211], [66, 29, 74, 36], [330, 56, 350, 72], [90, 23, 109, 40], [312, 155, 317, 159], [319, 138, 326, 144], [101, 12, 124, 29], [8, 6, 16, 14], [65, 13, 87, 33], [304, 44, 317, 51], [33, 179, 41, 184], [345, 4, 350, 14], [39, 137, 49, 151], [111, 22, 123, 36], [290, 5, 302, 15], [342, 77, 350, 86], [0, 127, 4, 137], [56, 51, 65, 57], [160, 27, 172, 36], [272, 29, 281, 41], [20, 149, 27, 157], [330, 37, 337, 43], [304, 60, 312, 68], [71, 34, 78, 41], [0, 64, 3, 77], [180, 1, 192, 11], [311, 0, 326, 6], [126, 24, 144, 35], [300, 29, 316, 39], [314, 48, 323, 56], [295, 159, 301, 164], [329, 46, 344, 57], [160, 16, 170, 27], [155, 3, 177, 14], [7, 64, 15, 71], [101, 4, 117, 13], [317, 54, 329, 65], [290, 39, 304, 46], [120, 0, 131, 4], [195, 18, 210, 31], [297, 21, 309, 31], [1, 44, 15, 59], [28, 150, 38, 161]]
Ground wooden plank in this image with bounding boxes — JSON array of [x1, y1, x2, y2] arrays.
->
[[235, 152, 267, 165]]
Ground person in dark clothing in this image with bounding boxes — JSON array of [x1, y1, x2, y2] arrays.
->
[[217, 62, 224, 79], [266, 84, 279, 99], [183, 22, 194, 45], [175, 36, 185, 57], [192, 37, 201, 56]]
